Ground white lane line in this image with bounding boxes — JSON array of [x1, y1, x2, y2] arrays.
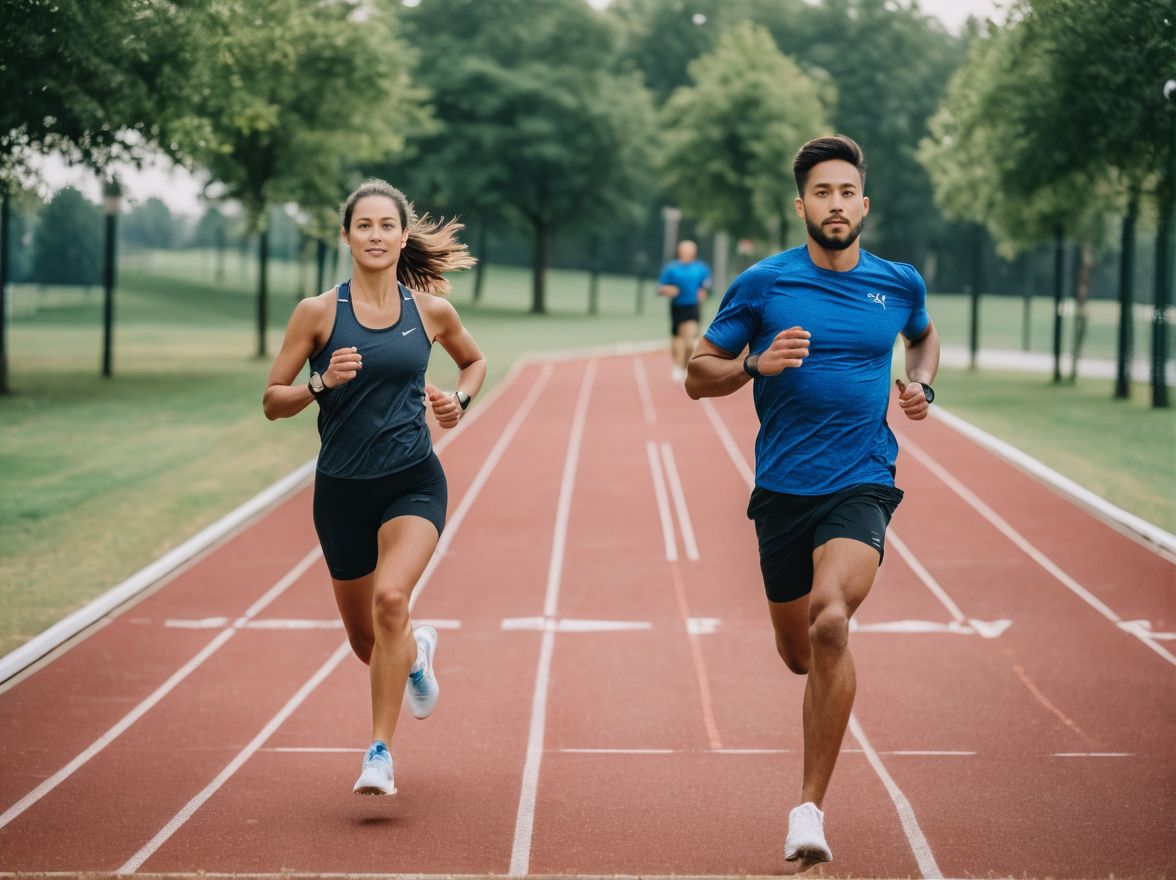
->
[[117, 366, 553, 872], [897, 431, 1176, 667], [660, 443, 700, 561], [646, 440, 678, 561], [888, 531, 967, 624], [411, 364, 553, 608], [848, 714, 943, 879], [119, 641, 353, 873], [510, 361, 596, 878], [633, 356, 656, 426], [1052, 752, 1133, 757], [700, 397, 754, 488], [0, 547, 321, 832]]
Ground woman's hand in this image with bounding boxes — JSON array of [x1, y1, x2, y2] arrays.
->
[[325, 346, 363, 389], [425, 382, 463, 429]]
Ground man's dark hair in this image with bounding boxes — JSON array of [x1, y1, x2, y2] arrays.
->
[[792, 135, 867, 196]]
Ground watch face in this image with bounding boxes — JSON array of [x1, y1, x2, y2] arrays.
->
[[921, 383, 935, 404], [310, 373, 324, 393]]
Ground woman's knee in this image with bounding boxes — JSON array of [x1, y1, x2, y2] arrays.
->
[[372, 588, 410, 632]]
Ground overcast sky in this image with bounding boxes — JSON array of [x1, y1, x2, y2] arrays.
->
[[38, 0, 1003, 217]]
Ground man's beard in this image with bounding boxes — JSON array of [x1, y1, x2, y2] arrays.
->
[[805, 213, 864, 251]]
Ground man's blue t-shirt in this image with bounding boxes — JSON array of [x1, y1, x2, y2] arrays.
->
[[704, 246, 930, 496], [659, 259, 711, 306]]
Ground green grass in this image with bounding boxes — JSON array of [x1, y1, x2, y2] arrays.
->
[[1, 249, 1172, 660]]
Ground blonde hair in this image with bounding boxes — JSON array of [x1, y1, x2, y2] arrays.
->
[[341, 179, 476, 295]]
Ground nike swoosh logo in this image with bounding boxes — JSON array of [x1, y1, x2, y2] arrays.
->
[[402, 327, 417, 336]]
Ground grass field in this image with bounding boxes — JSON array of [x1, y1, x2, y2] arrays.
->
[[1, 248, 1172, 659]]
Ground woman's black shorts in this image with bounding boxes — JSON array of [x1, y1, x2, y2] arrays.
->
[[312, 453, 447, 581], [747, 482, 904, 604]]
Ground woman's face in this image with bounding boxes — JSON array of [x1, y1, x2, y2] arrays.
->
[[343, 195, 408, 273]]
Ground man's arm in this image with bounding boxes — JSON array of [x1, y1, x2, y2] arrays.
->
[[894, 320, 940, 421], [686, 327, 811, 400]]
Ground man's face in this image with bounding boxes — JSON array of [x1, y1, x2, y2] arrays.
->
[[794, 159, 869, 251], [677, 241, 697, 262]]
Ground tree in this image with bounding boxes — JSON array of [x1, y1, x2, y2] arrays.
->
[[30, 187, 103, 286], [402, 0, 657, 313], [1, 0, 208, 392], [659, 22, 828, 243], [174, 0, 426, 356], [121, 198, 174, 250]]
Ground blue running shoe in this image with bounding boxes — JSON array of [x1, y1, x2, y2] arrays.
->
[[353, 740, 395, 796], [407, 624, 439, 719]]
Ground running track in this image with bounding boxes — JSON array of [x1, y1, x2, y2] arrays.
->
[[1, 348, 1173, 879]]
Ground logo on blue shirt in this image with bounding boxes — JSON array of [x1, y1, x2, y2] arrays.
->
[[867, 292, 887, 309]]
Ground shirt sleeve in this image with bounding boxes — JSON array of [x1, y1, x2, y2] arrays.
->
[[704, 272, 760, 355], [658, 264, 673, 285], [900, 267, 931, 341]]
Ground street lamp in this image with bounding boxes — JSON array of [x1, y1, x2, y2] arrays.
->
[[102, 177, 121, 378]]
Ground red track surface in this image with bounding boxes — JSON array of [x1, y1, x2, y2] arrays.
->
[[1, 350, 1173, 878]]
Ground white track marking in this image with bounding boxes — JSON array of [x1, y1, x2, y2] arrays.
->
[[632, 356, 656, 426], [898, 432, 1176, 667], [645, 441, 678, 561], [888, 531, 967, 623], [850, 618, 1012, 638], [698, 400, 942, 876], [111, 367, 549, 871], [501, 617, 652, 633], [686, 617, 721, 635], [1052, 752, 1133, 757], [410, 364, 553, 608], [510, 362, 596, 878], [848, 714, 943, 879], [119, 641, 352, 873], [0, 547, 321, 832], [660, 443, 700, 560], [700, 398, 754, 488]]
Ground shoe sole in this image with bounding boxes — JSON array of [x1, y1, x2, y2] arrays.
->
[[408, 626, 439, 720], [353, 784, 397, 796], [785, 848, 831, 865]]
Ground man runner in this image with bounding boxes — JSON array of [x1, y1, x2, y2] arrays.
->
[[685, 134, 940, 864]]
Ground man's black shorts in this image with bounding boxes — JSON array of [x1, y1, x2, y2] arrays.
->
[[670, 303, 701, 335], [747, 482, 904, 604], [312, 452, 447, 581]]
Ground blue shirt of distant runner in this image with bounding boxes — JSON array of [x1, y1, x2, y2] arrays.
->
[[705, 245, 931, 496], [659, 259, 711, 306]]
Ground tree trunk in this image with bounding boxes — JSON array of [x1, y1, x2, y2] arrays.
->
[[102, 206, 117, 378], [1152, 188, 1172, 408], [1068, 242, 1094, 383], [0, 190, 9, 394], [473, 225, 488, 302], [257, 227, 269, 359], [215, 225, 226, 284], [531, 221, 549, 315], [968, 224, 985, 371], [1115, 195, 1138, 399], [588, 236, 600, 316], [1052, 225, 1065, 384], [315, 238, 327, 296]]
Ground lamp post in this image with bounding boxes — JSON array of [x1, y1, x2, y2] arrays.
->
[[101, 177, 121, 378], [1153, 79, 1176, 408]]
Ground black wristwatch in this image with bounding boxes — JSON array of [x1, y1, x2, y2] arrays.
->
[[454, 390, 471, 411], [308, 372, 330, 398], [919, 383, 935, 405], [742, 355, 761, 378]]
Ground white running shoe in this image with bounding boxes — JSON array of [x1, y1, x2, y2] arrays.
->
[[353, 740, 396, 796], [784, 802, 832, 864], [406, 624, 439, 719]]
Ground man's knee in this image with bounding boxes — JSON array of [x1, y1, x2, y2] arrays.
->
[[809, 603, 850, 655]]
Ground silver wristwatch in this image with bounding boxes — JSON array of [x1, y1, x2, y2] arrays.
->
[[454, 390, 471, 411], [308, 372, 330, 398]]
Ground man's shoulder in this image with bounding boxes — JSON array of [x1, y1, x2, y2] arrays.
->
[[731, 247, 805, 293], [860, 249, 924, 291]]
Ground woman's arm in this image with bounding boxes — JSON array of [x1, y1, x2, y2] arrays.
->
[[262, 296, 345, 420], [419, 295, 487, 428]]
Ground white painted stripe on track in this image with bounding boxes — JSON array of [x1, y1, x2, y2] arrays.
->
[[898, 432, 1176, 667], [632, 356, 656, 426], [510, 361, 596, 878], [660, 443, 699, 561], [847, 714, 943, 879], [645, 441, 678, 562], [698, 397, 943, 877], [0, 547, 321, 832], [887, 531, 968, 624], [119, 641, 353, 873], [930, 405, 1176, 559], [1052, 752, 1133, 757], [700, 398, 754, 488]]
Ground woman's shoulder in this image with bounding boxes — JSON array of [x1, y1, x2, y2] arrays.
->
[[410, 287, 458, 320]]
